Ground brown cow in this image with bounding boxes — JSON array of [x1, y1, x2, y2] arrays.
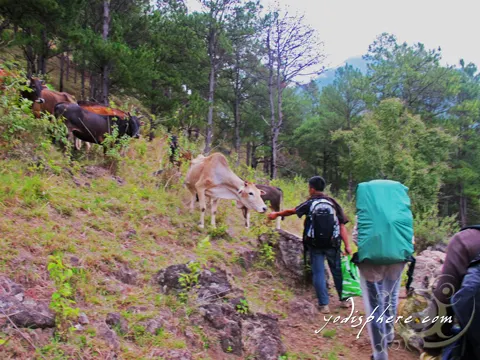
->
[[77, 101, 129, 119], [23, 78, 89, 150], [54, 103, 143, 151], [240, 184, 283, 229], [25, 78, 76, 118], [185, 153, 267, 228]]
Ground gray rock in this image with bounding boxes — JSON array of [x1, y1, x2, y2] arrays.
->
[[156, 264, 232, 301], [410, 250, 446, 293], [197, 268, 232, 301], [97, 323, 120, 351], [429, 242, 448, 253], [220, 321, 243, 355], [200, 303, 239, 330], [155, 264, 190, 293], [0, 295, 55, 329], [115, 264, 138, 285], [78, 312, 89, 325], [260, 230, 304, 279], [106, 312, 128, 335], [242, 313, 286, 360]]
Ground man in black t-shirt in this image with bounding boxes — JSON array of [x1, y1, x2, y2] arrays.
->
[[268, 176, 352, 313]]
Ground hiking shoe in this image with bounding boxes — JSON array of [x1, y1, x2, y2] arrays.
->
[[340, 299, 351, 308], [318, 305, 330, 313]]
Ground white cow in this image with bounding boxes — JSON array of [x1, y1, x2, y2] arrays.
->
[[185, 153, 267, 228]]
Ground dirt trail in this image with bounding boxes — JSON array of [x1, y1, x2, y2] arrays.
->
[[280, 292, 418, 359]]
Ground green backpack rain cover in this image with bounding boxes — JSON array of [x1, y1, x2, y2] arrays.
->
[[356, 180, 414, 264]]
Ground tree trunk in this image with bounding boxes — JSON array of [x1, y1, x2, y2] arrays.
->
[[74, 63, 77, 84], [66, 53, 70, 81], [267, 29, 277, 179], [246, 141, 251, 167], [81, 66, 86, 100], [59, 54, 64, 92], [268, 76, 276, 178], [233, 97, 241, 165], [101, 0, 110, 105], [233, 53, 241, 166], [24, 42, 36, 76], [459, 184, 467, 228], [90, 74, 95, 100], [204, 60, 215, 154], [38, 29, 48, 75], [263, 156, 270, 175], [272, 35, 284, 180], [347, 144, 353, 201], [102, 66, 109, 105]]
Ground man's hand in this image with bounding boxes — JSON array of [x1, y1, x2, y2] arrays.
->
[[267, 212, 278, 221], [344, 244, 353, 256]]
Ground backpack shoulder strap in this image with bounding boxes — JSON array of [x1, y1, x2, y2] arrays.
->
[[462, 225, 480, 232]]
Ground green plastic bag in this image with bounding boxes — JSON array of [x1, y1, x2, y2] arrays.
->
[[341, 255, 362, 298], [356, 180, 414, 265]]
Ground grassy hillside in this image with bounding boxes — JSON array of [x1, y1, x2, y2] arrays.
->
[[0, 65, 418, 360]]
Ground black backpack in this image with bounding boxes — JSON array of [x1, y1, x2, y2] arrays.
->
[[307, 199, 340, 248]]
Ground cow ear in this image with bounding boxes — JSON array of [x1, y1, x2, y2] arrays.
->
[[244, 181, 248, 187], [139, 121, 145, 126], [260, 190, 266, 196]]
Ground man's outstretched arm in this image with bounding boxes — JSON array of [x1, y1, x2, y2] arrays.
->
[[267, 208, 296, 220], [340, 223, 352, 255]]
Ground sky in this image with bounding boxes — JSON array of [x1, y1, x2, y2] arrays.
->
[[185, 0, 480, 71]]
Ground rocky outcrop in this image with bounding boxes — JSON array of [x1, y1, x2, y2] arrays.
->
[[259, 230, 304, 279], [156, 264, 285, 359], [409, 249, 446, 294], [155, 264, 233, 302], [0, 277, 55, 329], [398, 247, 447, 353]]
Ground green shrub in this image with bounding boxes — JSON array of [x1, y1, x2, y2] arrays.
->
[[414, 206, 458, 252]]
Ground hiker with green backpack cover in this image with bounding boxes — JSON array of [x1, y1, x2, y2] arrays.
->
[[268, 176, 352, 313], [353, 180, 415, 360]]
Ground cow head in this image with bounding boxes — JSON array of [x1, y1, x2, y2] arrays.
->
[[21, 77, 45, 103], [127, 114, 144, 138], [237, 181, 267, 213]]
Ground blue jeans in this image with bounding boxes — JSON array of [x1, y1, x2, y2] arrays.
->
[[359, 264, 404, 360], [309, 247, 343, 305]]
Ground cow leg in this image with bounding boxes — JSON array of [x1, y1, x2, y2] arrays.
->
[[190, 194, 196, 212], [241, 207, 248, 227], [211, 197, 218, 228], [196, 189, 207, 229], [245, 209, 250, 229], [74, 138, 81, 151], [186, 188, 196, 213], [276, 216, 281, 230]]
